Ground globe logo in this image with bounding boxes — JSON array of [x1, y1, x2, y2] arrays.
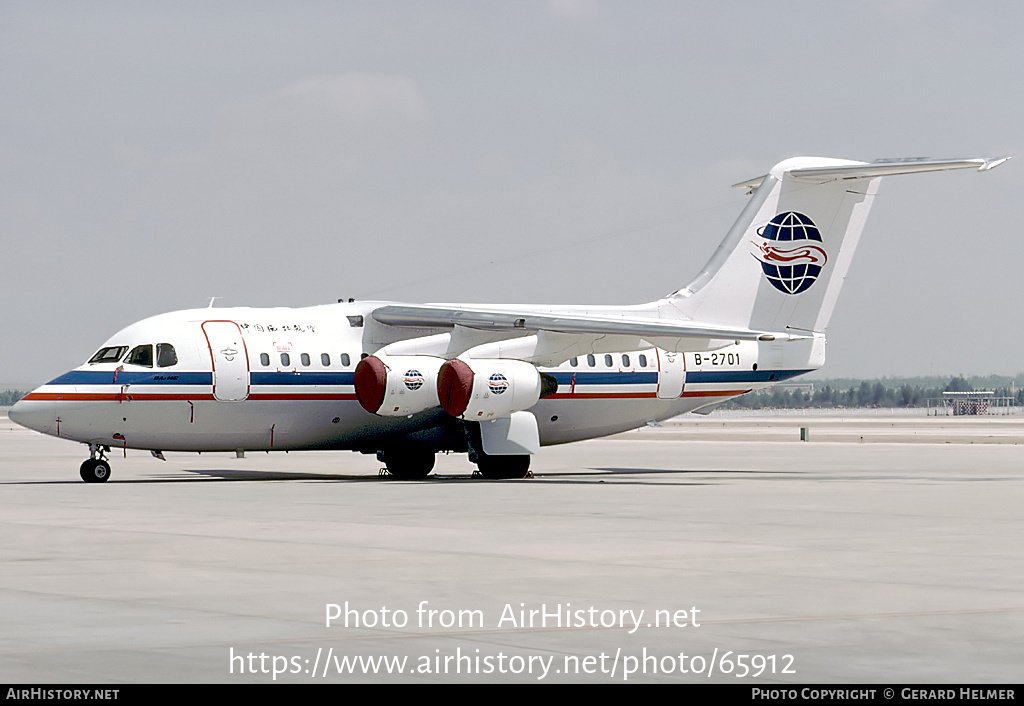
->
[[752, 211, 828, 295], [487, 373, 509, 395], [403, 370, 425, 391]]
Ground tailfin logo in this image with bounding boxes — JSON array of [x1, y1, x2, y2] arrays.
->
[[752, 211, 828, 294]]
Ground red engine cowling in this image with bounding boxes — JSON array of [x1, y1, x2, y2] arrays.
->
[[354, 355, 443, 417], [437, 358, 542, 419]]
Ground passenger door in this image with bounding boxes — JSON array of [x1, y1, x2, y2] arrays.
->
[[656, 349, 685, 399], [202, 321, 250, 401]]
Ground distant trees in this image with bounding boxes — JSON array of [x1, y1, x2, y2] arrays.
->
[[721, 377, 1021, 410], [996, 386, 1024, 407], [0, 391, 27, 406], [945, 376, 973, 392]]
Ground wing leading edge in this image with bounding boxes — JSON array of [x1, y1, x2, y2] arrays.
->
[[370, 304, 800, 343]]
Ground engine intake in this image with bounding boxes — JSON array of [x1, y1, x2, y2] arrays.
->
[[437, 358, 545, 419], [354, 355, 443, 417]]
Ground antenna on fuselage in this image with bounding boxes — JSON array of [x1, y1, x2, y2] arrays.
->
[[207, 297, 221, 308]]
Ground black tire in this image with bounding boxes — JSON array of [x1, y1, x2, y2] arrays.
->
[[476, 454, 530, 480], [381, 446, 435, 480], [80, 459, 111, 483]]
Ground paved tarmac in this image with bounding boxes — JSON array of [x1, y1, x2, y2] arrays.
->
[[1, 411, 1022, 684]]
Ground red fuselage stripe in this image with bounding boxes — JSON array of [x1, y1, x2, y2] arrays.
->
[[25, 389, 745, 403]]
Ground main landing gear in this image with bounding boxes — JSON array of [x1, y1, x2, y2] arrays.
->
[[376, 444, 530, 480], [80, 445, 111, 483], [466, 422, 531, 480], [475, 453, 531, 480], [378, 445, 436, 480]]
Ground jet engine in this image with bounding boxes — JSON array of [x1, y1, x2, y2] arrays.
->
[[354, 355, 444, 417], [437, 358, 553, 420]]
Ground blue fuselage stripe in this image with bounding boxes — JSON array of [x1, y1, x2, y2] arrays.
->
[[46, 368, 812, 389], [47, 371, 213, 386], [249, 372, 355, 386], [551, 372, 658, 385]]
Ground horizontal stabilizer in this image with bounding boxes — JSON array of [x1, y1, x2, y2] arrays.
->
[[734, 156, 1009, 191], [789, 156, 1011, 181]]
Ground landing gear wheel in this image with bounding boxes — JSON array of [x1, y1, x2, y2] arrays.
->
[[476, 454, 530, 480], [80, 458, 111, 483], [380, 446, 436, 480]]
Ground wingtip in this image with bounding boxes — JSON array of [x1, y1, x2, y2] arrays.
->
[[979, 156, 1011, 171]]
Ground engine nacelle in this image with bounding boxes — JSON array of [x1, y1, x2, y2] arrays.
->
[[437, 358, 543, 420], [354, 355, 443, 417]]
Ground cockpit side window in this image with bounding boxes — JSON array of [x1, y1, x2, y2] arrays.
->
[[125, 344, 154, 367], [156, 343, 178, 368], [88, 346, 128, 364]]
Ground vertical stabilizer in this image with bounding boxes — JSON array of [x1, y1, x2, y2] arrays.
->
[[668, 156, 1007, 335]]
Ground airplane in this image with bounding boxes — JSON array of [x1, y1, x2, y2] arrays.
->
[[9, 155, 1009, 482]]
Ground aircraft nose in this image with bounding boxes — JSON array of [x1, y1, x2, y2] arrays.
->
[[8, 396, 54, 434]]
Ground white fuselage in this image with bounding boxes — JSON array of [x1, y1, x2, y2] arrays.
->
[[11, 303, 814, 455]]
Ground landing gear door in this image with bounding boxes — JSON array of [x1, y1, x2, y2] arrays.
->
[[656, 349, 685, 399], [202, 321, 250, 401], [479, 411, 540, 456]]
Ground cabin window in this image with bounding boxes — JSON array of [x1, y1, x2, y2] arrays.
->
[[341, 353, 351, 367], [321, 353, 330, 366], [260, 353, 270, 367], [586, 354, 595, 367], [156, 343, 178, 368], [300, 353, 311, 367], [639, 354, 648, 367], [604, 354, 613, 367], [280, 353, 291, 367], [622, 354, 630, 367], [88, 346, 127, 364], [569, 357, 578, 367], [125, 344, 153, 367]]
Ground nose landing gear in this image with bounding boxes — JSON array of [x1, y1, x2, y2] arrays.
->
[[80, 445, 112, 483]]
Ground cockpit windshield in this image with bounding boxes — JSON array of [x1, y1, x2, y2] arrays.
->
[[125, 345, 153, 367], [88, 343, 177, 367], [88, 346, 128, 364]]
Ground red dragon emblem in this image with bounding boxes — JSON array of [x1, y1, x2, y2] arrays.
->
[[752, 240, 828, 267]]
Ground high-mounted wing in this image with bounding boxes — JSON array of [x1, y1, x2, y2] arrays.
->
[[370, 304, 799, 342]]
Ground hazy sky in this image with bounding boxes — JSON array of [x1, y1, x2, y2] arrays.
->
[[2, 1, 1021, 388]]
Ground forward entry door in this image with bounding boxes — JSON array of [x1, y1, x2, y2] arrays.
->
[[202, 321, 250, 401]]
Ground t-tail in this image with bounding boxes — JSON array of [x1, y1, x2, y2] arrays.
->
[[667, 156, 1009, 336]]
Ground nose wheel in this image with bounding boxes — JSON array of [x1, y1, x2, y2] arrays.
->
[[80, 445, 111, 483]]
